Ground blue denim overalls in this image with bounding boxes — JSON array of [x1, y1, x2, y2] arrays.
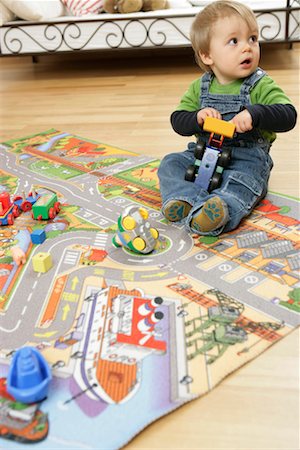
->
[[158, 68, 274, 235]]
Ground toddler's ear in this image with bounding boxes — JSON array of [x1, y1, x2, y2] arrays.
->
[[199, 51, 213, 66]]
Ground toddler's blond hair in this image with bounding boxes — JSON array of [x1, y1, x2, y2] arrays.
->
[[190, 0, 258, 71]]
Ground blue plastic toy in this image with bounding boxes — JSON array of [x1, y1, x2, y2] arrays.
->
[[185, 117, 235, 192], [7, 346, 52, 403], [31, 229, 46, 244]]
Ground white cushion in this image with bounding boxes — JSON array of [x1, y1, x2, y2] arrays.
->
[[1, 0, 65, 21], [167, 0, 192, 7], [188, 0, 287, 7], [62, 0, 103, 16], [0, 3, 15, 25]]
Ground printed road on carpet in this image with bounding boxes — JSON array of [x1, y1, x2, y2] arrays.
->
[[0, 129, 299, 449]]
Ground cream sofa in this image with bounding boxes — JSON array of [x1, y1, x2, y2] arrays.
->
[[0, 0, 299, 57]]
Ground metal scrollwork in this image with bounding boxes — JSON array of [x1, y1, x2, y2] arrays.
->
[[62, 21, 125, 50], [289, 8, 300, 40], [0, 5, 299, 56], [2, 18, 191, 54], [3, 24, 63, 54], [147, 19, 189, 46], [256, 12, 282, 41], [102, 22, 124, 48], [122, 21, 148, 47]]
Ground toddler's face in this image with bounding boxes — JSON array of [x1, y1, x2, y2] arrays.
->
[[200, 15, 260, 84]]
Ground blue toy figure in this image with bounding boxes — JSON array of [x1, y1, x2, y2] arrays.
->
[[7, 346, 52, 403]]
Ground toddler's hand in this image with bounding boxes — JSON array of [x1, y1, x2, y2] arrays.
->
[[11, 246, 26, 266], [231, 110, 253, 133], [197, 108, 221, 126]]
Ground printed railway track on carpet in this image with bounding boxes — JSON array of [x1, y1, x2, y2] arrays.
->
[[0, 129, 299, 448]]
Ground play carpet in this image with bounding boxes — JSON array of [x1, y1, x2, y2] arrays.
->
[[0, 129, 299, 449]]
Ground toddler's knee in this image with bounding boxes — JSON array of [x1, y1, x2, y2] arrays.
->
[[158, 153, 176, 176], [160, 152, 177, 165]]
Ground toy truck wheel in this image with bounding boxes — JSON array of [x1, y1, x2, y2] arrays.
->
[[7, 214, 14, 225], [150, 228, 159, 239], [54, 202, 61, 213], [48, 207, 56, 219], [208, 172, 222, 192], [12, 205, 20, 217], [132, 237, 146, 252], [218, 148, 231, 167], [185, 165, 197, 182], [20, 201, 32, 212], [194, 141, 205, 159]]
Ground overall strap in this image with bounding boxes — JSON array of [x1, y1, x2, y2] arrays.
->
[[200, 71, 213, 102], [240, 67, 267, 99]]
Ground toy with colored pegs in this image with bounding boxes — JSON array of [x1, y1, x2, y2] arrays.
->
[[113, 205, 159, 254]]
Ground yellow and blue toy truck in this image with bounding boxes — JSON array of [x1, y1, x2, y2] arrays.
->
[[185, 117, 235, 192]]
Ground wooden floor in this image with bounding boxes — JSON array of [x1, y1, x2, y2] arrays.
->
[[0, 44, 299, 449]]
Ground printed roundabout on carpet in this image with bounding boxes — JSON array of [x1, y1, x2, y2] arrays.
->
[[0, 129, 299, 449]]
